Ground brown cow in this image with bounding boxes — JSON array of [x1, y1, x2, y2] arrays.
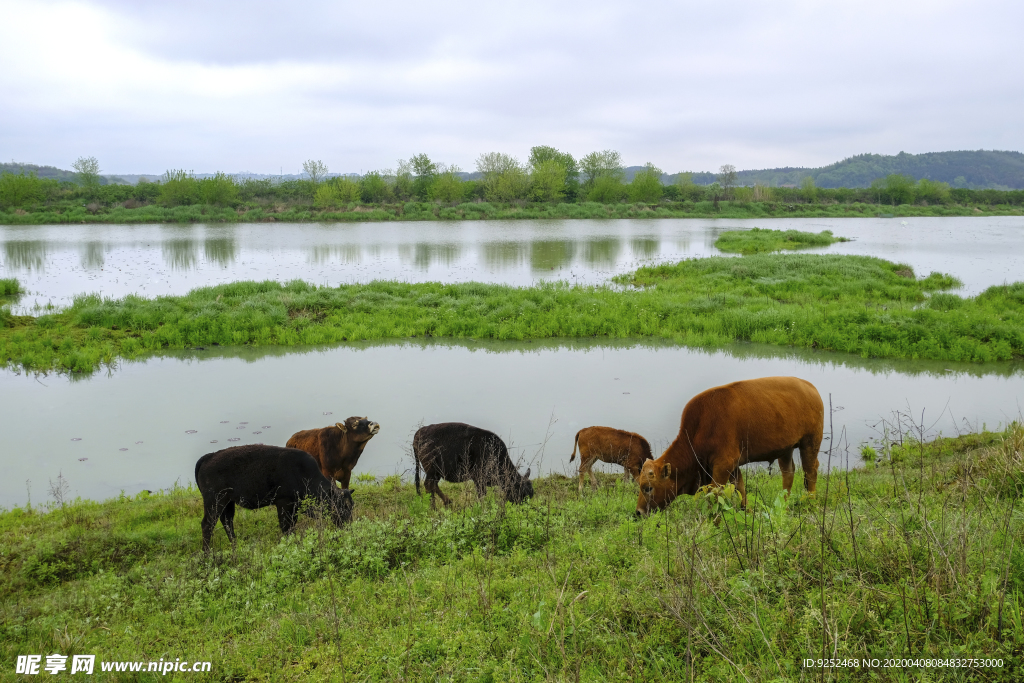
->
[[286, 416, 380, 488], [636, 376, 823, 514], [569, 426, 653, 493]]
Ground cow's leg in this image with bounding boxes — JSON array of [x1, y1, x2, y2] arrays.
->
[[201, 499, 218, 552], [710, 451, 739, 488], [277, 501, 299, 533], [337, 468, 353, 490], [426, 479, 452, 508], [799, 434, 822, 495], [730, 468, 747, 509], [777, 449, 796, 497], [577, 454, 598, 493], [219, 501, 237, 543]]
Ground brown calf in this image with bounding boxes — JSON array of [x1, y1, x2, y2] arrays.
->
[[286, 416, 379, 488], [569, 426, 653, 493]]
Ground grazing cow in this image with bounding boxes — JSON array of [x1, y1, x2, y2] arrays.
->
[[413, 422, 533, 508], [636, 376, 824, 514], [286, 416, 380, 488], [569, 426, 653, 493], [195, 444, 354, 552]]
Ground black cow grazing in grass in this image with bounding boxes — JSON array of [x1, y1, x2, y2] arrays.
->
[[195, 444, 354, 552], [413, 422, 533, 508]]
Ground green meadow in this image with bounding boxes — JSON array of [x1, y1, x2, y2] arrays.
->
[[3, 247, 1022, 375], [1, 425, 1021, 681]]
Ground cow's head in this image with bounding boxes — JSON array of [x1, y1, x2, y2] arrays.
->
[[505, 467, 534, 504], [331, 488, 355, 526], [336, 417, 380, 442], [635, 458, 697, 515]]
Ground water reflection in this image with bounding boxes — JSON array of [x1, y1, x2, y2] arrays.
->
[[80, 241, 105, 270], [4, 241, 47, 271], [163, 239, 198, 271], [483, 242, 529, 269], [579, 238, 621, 269], [403, 243, 462, 270], [531, 240, 576, 271], [203, 237, 237, 267], [631, 238, 660, 260], [307, 244, 360, 265]]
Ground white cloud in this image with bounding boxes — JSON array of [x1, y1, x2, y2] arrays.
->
[[1, 0, 1020, 173]]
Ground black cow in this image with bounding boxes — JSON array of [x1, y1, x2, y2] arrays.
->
[[413, 422, 533, 508], [195, 444, 354, 552]]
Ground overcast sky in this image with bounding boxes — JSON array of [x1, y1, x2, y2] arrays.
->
[[1, 0, 1021, 175]]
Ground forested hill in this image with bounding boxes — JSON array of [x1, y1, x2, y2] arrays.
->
[[0, 162, 125, 185], [666, 150, 1024, 190]]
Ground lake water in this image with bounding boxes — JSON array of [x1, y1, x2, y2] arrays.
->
[[3, 217, 1023, 313], [1, 217, 1022, 507], [1, 339, 1020, 507]]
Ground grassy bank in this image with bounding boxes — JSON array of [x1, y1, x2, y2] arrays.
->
[[2, 425, 1021, 681], [3, 251, 1023, 374], [715, 228, 850, 254], [2, 199, 1023, 224]]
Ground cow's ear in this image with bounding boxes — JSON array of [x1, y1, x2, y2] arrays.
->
[[523, 468, 531, 480], [335, 422, 348, 433], [661, 463, 673, 479]]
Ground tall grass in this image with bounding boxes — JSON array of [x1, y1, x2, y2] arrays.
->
[[0, 277, 23, 296], [1, 424, 1020, 680], [2, 253, 1022, 373]]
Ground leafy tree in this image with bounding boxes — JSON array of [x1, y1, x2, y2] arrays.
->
[[302, 160, 329, 185], [476, 152, 529, 203], [198, 172, 239, 206], [314, 176, 360, 208], [159, 170, 200, 206], [393, 160, 414, 200], [629, 163, 664, 204], [529, 146, 578, 197], [876, 173, 916, 205], [72, 156, 101, 190], [705, 182, 724, 209], [588, 175, 626, 203], [915, 178, 951, 204], [409, 154, 437, 199], [428, 164, 465, 204], [529, 159, 568, 202], [360, 171, 392, 203], [0, 171, 45, 208], [579, 150, 624, 189], [717, 164, 737, 198], [800, 176, 818, 203]]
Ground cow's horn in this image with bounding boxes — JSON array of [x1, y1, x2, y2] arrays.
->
[[335, 422, 348, 432]]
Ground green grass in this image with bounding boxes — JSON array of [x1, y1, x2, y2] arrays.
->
[[1, 251, 1023, 374], [715, 227, 850, 254], [2, 200, 1022, 224], [0, 277, 23, 296], [2, 425, 1021, 681]]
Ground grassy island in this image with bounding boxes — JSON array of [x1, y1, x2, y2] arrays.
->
[[3, 249, 1023, 374], [1, 425, 1021, 681]]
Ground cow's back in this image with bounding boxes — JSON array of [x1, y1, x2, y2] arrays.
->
[[197, 445, 328, 505], [682, 376, 823, 464], [414, 422, 507, 477]]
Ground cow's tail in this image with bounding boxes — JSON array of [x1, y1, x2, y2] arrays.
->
[[569, 431, 580, 462], [194, 451, 214, 488], [414, 451, 422, 496]]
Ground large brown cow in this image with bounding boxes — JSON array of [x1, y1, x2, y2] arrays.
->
[[286, 416, 380, 488], [636, 376, 823, 514], [569, 426, 653, 493]]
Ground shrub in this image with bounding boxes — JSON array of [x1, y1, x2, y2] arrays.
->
[[159, 170, 200, 206], [0, 172, 44, 208], [198, 172, 240, 206]]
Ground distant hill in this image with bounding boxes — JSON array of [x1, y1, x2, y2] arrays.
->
[[661, 150, 1024, 190], [0, 161, 126, 185]]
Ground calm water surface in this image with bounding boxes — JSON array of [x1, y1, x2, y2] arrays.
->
[[2, 217, 1022, 312], [1, 340, 1020, 507]]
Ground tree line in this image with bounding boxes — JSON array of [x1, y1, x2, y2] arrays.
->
[[2, 150, 1024, 210]]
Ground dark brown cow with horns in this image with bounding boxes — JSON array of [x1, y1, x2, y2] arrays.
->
[[569, 426, 653, 493], [636, 376, 823, 514], [286, 416, 379, 488]]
